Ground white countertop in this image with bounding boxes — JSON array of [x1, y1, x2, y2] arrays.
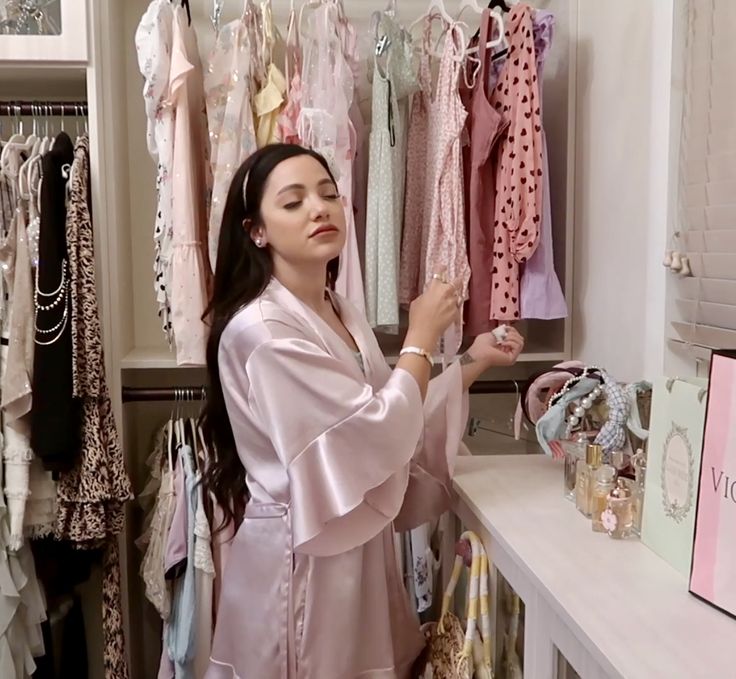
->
[[452, 455, 735, 679]]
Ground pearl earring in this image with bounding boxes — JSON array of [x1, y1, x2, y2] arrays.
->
[[255, 238, 263, 247]]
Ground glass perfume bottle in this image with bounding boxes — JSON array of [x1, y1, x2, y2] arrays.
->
[[575, 444, 602, 518], [631, 448, 647, 537], [603, 479, 634, 539], [563, 433, 588, 502], [591, 465, 616, 532]]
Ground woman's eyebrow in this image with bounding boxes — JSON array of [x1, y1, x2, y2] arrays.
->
[[276, 183, 305, 195]]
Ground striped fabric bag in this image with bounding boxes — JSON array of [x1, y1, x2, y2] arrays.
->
[[418, 531, 493, 679]]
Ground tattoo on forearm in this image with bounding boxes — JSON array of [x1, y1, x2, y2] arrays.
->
[[459, 352, 475, 366]]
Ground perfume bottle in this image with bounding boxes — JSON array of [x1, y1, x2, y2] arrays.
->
[[575, 444, 602, 518], [611, 450, 626, 473], [631, 448, 647, 537], [603, 479, 634, 539], [563, 433, 588, 502], [591, 465, 616, 532]]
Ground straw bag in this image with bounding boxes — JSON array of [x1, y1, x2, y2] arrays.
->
[[418, 531, 493, 679]]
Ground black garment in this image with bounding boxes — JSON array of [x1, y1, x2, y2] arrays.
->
[[30, 132, 82, 473], [32, 597, 90, 679], [31, 539, 97, 679]]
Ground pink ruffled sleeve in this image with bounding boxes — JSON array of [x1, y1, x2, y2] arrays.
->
[[395, 362, 470, 532], [246, 337, 425, 557]]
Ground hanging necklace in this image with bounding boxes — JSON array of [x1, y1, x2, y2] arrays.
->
[[34, 258, 69, 345]]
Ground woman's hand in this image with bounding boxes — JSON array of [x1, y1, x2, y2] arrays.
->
[[458, 327, 525, 390], [467, 326, 525, 368], [405, 271, 461, 350]]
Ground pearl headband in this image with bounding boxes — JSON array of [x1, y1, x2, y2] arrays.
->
[[514, 361, 585, 440]]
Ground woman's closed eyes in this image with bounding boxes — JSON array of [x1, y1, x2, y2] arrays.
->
[[282, 192, 340, 210]]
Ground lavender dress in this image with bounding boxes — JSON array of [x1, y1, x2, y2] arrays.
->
[[206, 278, 469, 679]]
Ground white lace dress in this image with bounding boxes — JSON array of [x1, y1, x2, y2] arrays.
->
[[204, 11, 260, 268]]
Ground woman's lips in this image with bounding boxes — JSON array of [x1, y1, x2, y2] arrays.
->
[[309, 225, 339, 238]]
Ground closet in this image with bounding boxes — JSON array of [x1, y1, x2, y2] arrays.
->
[[5, 0, 683, 677], [118, 1, 577, 675]]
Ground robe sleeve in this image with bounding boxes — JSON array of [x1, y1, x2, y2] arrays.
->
[[394, 361, 470, 532], [245, 337, 425, 557]]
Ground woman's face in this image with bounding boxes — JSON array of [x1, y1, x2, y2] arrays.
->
[[253, 155, 346, 270]]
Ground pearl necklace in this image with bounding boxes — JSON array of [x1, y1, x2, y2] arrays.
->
[[34, 259, 70, 346], [548, 366, 603, 406], [565, 383, 603, 436]]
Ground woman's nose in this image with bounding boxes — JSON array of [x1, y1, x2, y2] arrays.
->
[[308, 194, 330, 219]]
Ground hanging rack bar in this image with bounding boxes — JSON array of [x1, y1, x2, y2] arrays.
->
[[122, 379, 520, 403], [0, 101, 88, 117], [470, 380, 519, 395], [122, 386, 206, 403]]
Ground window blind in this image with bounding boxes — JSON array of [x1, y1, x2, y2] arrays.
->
[[671, 0, 736, 351]]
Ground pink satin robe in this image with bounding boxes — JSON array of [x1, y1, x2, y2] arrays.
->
[[206, 278, 469, 679]]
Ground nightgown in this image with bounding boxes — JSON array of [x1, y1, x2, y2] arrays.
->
[[206, 277, 469, 679]]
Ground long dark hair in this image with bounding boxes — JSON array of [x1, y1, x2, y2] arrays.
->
[[201, 143, 340, 532]]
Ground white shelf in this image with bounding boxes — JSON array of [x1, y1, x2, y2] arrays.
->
[[121, 346, 181, 370], [385, 349, 568, 367], [123, 344, 566, 371], [453, 455, 734, 679], [0, 65, 86, 98]]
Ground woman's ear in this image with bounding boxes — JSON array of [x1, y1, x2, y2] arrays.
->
[[245, 219, 267, 248]]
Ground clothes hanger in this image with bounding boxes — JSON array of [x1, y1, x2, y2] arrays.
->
[[18, 108, 41, 200], [1, 106, 37, 179], [174, 0, 192, 26], [298, 0, 325, 44], [465, 8, 505, 54], [211, 0, 224, 31], [371, 0, 398, 59], [471, 0, 512, 43], [488, 0, 511, 12], [409, 0, 453, 34], [456, 0, 485, 21], [260, 0, 275, 70]]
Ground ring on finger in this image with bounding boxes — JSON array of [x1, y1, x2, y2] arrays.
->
[[432, 272, 448, 284]]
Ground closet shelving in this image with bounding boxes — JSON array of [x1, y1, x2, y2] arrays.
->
[[1, 2, 133, 678], [115, 2, 576, 674], [117, 0, 577, 375], [3, 0, 579, 676]]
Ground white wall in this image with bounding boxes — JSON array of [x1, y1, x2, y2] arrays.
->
[[572, 0, 674, 382]]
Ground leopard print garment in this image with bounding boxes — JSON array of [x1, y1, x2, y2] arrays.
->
[[419, 613, 472, 679], [56, 134, 133, 679]]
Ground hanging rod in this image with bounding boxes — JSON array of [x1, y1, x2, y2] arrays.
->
[[122, 386, 206, 403], [470, 380, 520, 395], [0, 101, 88, 116], [122, 379, 520, 403]]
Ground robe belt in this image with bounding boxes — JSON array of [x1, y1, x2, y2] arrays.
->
[[245, 501, 296, 679]]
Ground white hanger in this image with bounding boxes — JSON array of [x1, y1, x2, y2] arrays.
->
[[465, 8, 505, 54], [211, 0, 224, 31], [298, 0, 323, 40], [456, 0, 485, 21], [409, 0, 453, 34]]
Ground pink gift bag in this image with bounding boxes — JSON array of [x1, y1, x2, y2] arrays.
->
[[690, 350, 736, 619]]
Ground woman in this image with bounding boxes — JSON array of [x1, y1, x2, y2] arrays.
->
[[202, 143, 524, 679]]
